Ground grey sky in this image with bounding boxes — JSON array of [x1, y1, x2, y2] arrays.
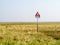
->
[[0, 0, 60, 22]]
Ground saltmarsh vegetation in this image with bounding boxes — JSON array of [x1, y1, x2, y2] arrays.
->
[[0, 31, 56, 45], [0, 22, 60, 45]]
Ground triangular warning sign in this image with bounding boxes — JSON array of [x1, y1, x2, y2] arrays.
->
[[35, 12, 40, 18]]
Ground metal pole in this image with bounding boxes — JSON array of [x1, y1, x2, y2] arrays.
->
[[37, 18, 38, 32]]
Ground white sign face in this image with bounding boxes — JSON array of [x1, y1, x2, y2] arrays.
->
[[35, 12, 40, 18]]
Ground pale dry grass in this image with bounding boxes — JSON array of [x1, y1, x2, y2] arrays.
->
[[0, 22, 59, 45]]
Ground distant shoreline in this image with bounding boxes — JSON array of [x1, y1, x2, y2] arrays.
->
[[0, 22, 60, 25]]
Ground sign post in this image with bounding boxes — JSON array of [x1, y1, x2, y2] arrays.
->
[[35, 12, 40, 32]]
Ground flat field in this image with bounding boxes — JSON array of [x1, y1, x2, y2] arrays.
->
[[0, 22, 60, 45]]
